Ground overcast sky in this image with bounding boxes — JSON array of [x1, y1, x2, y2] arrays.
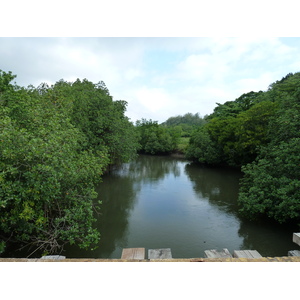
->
[[1, 37, 300, 123]]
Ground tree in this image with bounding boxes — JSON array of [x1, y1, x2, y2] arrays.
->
[[208, 91, 263, 119], [0, 70, 16, 94], [238, 138, 300, 223], [0, 78, 107, 254], [186, 91, 277, 167], [185, 126, 221, 165], [0, 71, 139, 255], [162, 112, 206, 137], [233, 100, 278, 165], [135, 119, 179, 155], [238, 72, 300, 224], [52, 79, 139, 165], [186, 71, 300, 224]]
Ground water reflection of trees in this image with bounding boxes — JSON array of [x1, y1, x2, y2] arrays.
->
[[95, 155, 182, 257], [120, 154, 181, 184], [184, 163, 242, 215], [63, 174, 139, 258], [238, 219, 299, 256], [185, 163, 300, 257], [94, 174, 140, 257], [63, 154, 182, 258], [237, 218, 298, 257]]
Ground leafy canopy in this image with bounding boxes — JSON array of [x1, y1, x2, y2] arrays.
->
[[0, 71, 138, 255]]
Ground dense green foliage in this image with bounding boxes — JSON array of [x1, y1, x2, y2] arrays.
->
[[161, 112, 206, 137], [50, 79, 139, 165], [0, 70, 138, 255], [135, 119, 181, 154], [186, 91, 274, 166], [186, 72, 300, 225], [238, 73, 300, 223]]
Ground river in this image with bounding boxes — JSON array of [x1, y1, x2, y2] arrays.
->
[[61, 154, 298, 259], [3, 154, 297, 258]]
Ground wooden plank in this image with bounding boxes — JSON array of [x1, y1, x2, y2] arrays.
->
[[40, 255, 66, 260], [204, 248, 232, 258], [233, 250, 262, 259], [292, 233, 300, 246], [288, 250, 300, 257], [148, 248, 172, 259], [121, 248, 145, 260]]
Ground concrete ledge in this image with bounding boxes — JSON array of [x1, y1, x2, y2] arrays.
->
[[1, 256, 300, 262], [293, 233, 300, 246], [148, 248, 172, 259]]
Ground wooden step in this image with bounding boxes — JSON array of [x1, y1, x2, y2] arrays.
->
[[204, 248, 232, 258], [121, 248, 145, 260], [148, 248, 172, 259], [233, 250, 262, 259]]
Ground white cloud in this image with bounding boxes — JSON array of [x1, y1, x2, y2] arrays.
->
[[135, 87, 172, 113], [1, 37, 300, 124], [234, 72, 275, 95], [176, 53, 231, 85]]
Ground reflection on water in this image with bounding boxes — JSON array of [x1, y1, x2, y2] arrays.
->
[[184, 164, 241, 215], [238, 219, 297, 257], [63, 172, 139, 258], [126, 154, 181, 183], [5, 154, 297, 259], [46, 155, 300, 258], [184, 163, 298, 257]]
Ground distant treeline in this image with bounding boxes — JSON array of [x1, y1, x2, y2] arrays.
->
[[161, 113, 207, 137], [134, 113, 206, 155]]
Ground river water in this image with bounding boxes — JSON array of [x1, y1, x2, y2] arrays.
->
[[62, 154, 298, 259]]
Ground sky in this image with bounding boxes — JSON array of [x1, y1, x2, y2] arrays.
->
[[1, 1, 300, 124], [1, 37, 300, 124]]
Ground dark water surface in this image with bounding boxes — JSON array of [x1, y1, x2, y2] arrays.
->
[[63, 154, 298, 259], [4, 154, 298, 259]]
